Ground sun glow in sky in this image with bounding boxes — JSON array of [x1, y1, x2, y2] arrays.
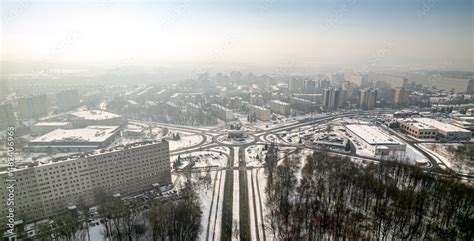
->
[[1, 0, 473, 71]]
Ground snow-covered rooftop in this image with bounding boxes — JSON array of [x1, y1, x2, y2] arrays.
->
[[271, 100, 290, 106], [70, 110, 121, 120], [346, 124, 401, 145], [30, 126, 120, 143], [415, 118, 471, 133], [33, 122, 71, 127]]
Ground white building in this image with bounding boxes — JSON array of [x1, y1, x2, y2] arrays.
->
[[211, 104, 234, 121], [270, 100, 291, 116], [346, 124, 406, 155], [0, 102, 15, 131], [249, 105, 271, 121], [68, 110, 125, 128], [0, 141, 171, 226], [29, 125, 121, 152], [31, 122, 73, 135], [415, 118, 471, 141]]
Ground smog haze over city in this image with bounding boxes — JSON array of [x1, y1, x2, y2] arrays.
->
[[0, 0, 473, 241]]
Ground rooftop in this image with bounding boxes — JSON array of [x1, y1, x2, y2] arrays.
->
[[250, 105, 270, 111], [415, 118, 471, 133], [211, 103, 232, 112], [30, 126, 120, 143], [271, 100, 290, 106], [33, 122, 71, 127], [70, 110, 121, 120], [346, 124, 401, 145], [2, 140, 165, 173], [398, 119, 436, 130]]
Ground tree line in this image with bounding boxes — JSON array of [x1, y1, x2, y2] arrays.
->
[[264, 149, 473, 240], [18, 181, 202, 241]]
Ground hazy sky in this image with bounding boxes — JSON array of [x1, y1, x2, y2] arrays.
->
[[1, 0, 473, 72]]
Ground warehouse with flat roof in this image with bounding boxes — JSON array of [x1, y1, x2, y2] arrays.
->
[[29, 125, 121, 152], [346, 124, 406, 155]]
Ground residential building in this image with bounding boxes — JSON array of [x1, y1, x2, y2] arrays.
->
[[0, 141, 171, 226], [270, 100, 291, 116], [18, 94, 49, 119], [249, 105, 271, 121], [394, 87, 409, 106], [56, 89, 80, 111], [0, 102, 16, 131], [211, 104, 234, 121]]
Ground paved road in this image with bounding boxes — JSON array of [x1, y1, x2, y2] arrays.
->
[[131, 110, 473, 241]]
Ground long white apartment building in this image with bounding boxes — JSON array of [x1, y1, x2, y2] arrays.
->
[[249, 105, 271, 121], [211, 104, 234, 121], [270, 100, 291, 116], [0, 140, 171, 226]]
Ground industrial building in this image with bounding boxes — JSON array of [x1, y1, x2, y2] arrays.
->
[[270, 100, 291, 116], [28, 125, 121, 152], [0, 141, 171, 226], [67, 110, 125, 128], [398, 119, 438, 139], [346, 124, 406, 155], [398, 118, 471, 141], [451, 116, 474, 131], [31, 122, 73, 135]]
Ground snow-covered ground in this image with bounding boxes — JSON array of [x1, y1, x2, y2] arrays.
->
[[210, 171, 226, 241], [255, 168, 273, 240], [197, 171, 218, 241], [420, 143, 473, 174], [216, 135, 255, 145], [233, 147, 239, 168], [88, 222, 107, 241], [231, 171, 240, 241], [209, 146, 230, 155], [171, 151, 228, 170], [167, 132, 203, 151], [245, 145, 266, 167], [247, 170, 257, 241]]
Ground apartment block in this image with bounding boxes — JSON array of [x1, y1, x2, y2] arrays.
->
[[0, 141, 171, 225]]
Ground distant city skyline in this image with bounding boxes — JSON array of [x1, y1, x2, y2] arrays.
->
[[1, 0, 473, 72]]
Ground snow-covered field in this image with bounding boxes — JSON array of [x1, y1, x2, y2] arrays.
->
[[171, 151, 228, 170], [168, 132, 203, 151], [245, 145, 266, 167], [420, 143, 473, 174]]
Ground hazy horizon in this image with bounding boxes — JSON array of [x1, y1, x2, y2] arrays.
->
[[1, 0, 473, 74]]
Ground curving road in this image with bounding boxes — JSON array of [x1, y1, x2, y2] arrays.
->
[[130, 110, 472, 241]]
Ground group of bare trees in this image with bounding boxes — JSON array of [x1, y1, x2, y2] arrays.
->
[[17, 181, 202, 241], [264, 150, 473, 240]]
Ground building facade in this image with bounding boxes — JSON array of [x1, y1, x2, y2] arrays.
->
[[17, 95, 49, 119], [0, 141, 171, 226], [249, 105, 271, 121], [0, 102, 16, 131], [270, 100, 291, 116]]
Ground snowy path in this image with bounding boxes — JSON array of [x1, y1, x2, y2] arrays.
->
[[231, 170, 240, 240]]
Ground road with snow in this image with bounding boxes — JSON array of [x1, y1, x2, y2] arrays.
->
[[131, 110, 471, 241]]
